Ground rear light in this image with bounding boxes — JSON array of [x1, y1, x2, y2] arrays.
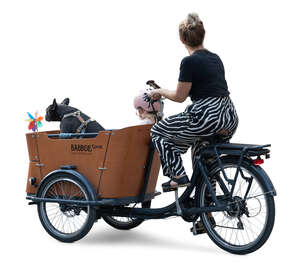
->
[[253, 158, 264, 166]]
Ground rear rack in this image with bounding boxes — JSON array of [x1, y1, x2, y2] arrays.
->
[[196, 142, 274, 207], [202, 143, 271, 157]]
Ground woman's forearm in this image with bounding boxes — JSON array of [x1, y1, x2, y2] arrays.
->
[[159, 88, 181, 102]]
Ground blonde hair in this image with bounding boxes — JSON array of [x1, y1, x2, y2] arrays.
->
[[179, 13, 205, 47], [136, 108, 156, 122], [144, 112, 156, 122]]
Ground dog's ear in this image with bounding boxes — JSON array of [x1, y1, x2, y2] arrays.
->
[[52, 98, 57, 109], [61, 98, 70, 105]]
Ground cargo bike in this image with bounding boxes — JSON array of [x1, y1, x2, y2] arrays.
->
[[25, 81, 277, 254]]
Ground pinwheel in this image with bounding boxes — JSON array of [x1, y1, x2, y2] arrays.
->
[[26, 111, 43, 132]]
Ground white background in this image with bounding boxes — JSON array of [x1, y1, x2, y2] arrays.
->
[[0, 0, 299, 269]]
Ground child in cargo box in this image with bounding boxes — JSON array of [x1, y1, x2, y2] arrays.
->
[[133, 91, 162, 125], [133, 91, 162, 196]]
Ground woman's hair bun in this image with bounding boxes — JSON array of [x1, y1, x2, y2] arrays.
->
[[186, 13, 202, 29]]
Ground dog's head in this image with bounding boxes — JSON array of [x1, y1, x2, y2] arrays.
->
[[45, 98, 70, 121]]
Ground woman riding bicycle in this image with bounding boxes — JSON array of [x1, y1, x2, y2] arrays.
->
[[149, 12, 239, 191]]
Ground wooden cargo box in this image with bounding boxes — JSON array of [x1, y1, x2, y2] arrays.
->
[[26, 124, 161, 199]]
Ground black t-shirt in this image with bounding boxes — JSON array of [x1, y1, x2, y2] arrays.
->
[[178, 49, 230, 102]]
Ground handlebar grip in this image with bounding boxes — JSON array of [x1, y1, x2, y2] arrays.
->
[[146, 80, 161, 89]]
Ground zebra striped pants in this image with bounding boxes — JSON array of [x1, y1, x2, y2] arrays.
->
[[150, 96, 239, 178]]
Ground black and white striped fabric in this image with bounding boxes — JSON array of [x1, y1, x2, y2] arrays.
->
[[150, 96, 239, 178]]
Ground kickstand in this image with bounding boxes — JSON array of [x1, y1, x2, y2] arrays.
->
[[174, 189, 182, 216]]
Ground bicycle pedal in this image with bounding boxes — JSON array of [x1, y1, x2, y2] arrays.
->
[[190, 221, 206, 235], [162, 186, 178, 193]]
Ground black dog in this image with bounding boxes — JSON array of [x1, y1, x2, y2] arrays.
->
[[45, 98, 105, 133]]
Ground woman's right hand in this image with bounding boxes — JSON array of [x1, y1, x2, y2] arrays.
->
[[148, 89, 162, 101]]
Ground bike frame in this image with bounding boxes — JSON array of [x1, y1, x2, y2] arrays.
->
[[27, 133, 276, 220], [94, 139, 275, 220]]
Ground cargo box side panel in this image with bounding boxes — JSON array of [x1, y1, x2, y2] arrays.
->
[[99, 125, 152, 198], [36, 131, 110, 193], [146, 149, 161, 195], [26, 133, 41, 194], [26, 133, 40, 162]]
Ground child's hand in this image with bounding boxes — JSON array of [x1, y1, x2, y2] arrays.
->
[[148, 89, 162, 101]]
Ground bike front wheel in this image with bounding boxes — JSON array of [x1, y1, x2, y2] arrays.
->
[[37, 173, 96, 242], [197, 156, 275, 255]]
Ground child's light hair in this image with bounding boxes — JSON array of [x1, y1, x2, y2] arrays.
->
[[136, 107, 156, 124]]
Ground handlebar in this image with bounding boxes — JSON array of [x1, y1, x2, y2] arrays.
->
[[146, 80, 161, 89], [143, 80, 165, 122], [145, 80, 165, 101]]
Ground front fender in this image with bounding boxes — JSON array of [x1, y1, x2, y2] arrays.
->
[[36, 169, 97, 200]]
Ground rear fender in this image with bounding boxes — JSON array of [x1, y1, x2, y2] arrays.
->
[[206, 155, 277, 196], [246, 159, 277, 196]]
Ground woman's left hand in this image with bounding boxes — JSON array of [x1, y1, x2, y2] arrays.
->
[[148, 89, 162, 100]]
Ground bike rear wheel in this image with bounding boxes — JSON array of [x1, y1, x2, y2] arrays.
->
[[197, 156, 275, 254]]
